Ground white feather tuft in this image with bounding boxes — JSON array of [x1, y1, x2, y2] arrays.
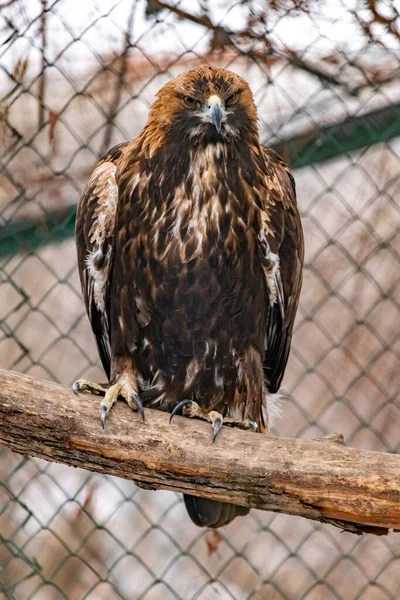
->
[[264, 388, 286, 428]]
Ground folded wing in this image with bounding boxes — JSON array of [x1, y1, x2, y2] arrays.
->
[[75, 161, 119, 379], [258, 148, 304, 393]]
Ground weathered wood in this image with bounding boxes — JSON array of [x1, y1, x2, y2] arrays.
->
[[0, 368, 398, 535]]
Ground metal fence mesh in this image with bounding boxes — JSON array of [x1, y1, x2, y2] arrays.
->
[[1, 1, 400, 598]]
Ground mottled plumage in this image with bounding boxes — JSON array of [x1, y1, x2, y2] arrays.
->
[[74, 65, 304, 528]]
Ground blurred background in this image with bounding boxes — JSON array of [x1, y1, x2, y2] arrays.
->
[[1, 0, 400, 598]]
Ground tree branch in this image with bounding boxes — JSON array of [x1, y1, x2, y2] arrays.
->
[[100, 0, 136, 156], [0, 368, 399, 536], [38, 0, 47, 128], [0, 0, 20, 8], [146, 1, 360, 95]]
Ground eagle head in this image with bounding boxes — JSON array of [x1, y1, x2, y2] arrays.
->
[[144, 65, 259, 150]]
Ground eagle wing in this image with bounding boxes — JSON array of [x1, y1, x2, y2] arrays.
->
[[259, 148, 304, 393], [75, 159, 120, 379]]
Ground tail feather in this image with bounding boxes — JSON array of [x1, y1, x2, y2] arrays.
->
[[184, 494, 250, 528]]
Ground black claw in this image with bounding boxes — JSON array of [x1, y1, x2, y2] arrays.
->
[[132, 393, 145, 423], [212, 417, 223, 442], [100, 404, 108, 429], [72, 381, 80, 396], [169, 399, 192, 424]]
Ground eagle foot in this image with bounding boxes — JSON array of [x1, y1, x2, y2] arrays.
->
[[72, 377, 144, 428], [72, 379, 107, 397], [169, 400, 257, 442], [223, 417, 258, 432]]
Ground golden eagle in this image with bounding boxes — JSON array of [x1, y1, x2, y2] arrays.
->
[[73, 66, 304, 528]]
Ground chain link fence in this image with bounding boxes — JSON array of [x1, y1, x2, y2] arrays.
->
[[1, 1, 400, 598]]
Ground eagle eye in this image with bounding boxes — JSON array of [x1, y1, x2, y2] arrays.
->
[[183, 96, 201, 109], [226, 92, 238, 106]]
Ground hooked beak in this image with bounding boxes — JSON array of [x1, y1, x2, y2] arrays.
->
[[205, 95, 224, 133]]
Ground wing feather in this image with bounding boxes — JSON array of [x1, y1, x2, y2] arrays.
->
[[259, 147, 304, 393], [75, 161, 119, 379]]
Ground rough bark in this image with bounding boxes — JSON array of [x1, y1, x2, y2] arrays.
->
[[0, 368, 399, 535]]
